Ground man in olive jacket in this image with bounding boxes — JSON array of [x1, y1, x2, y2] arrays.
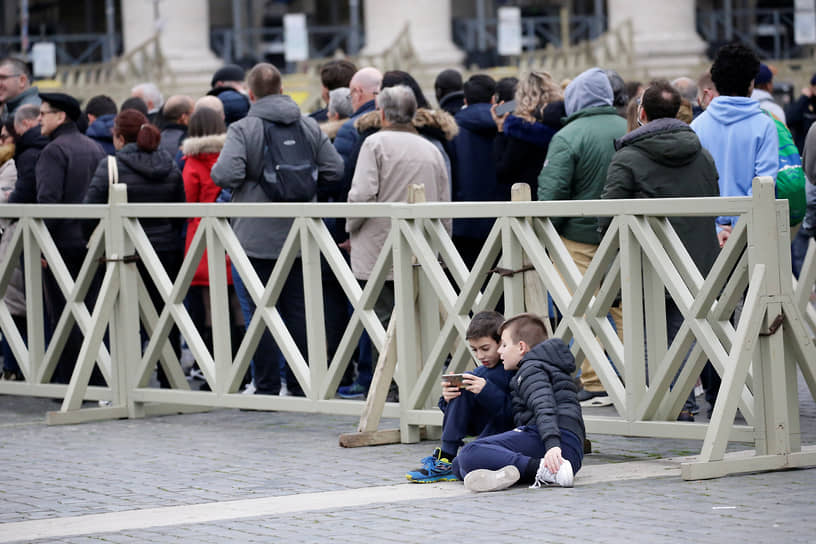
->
[[537, 67, 626, 404], [603, 80, 720, 421]]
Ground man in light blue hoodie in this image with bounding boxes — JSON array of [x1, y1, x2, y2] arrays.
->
[[690, 43, 778, 247]]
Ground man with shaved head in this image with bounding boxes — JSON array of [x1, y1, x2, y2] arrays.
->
[[159, 94, 194, 158], [194, 95, 225, 120], [333, 67, 383, 167]]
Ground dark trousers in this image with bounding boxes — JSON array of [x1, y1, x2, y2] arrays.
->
[[42, 248, 100, 384], [452, 425, 583, 481], [666, 298, 699, 412], [248, 257, 307, 395], [138, 249, 183, 388], [440, 391, 514, 456]]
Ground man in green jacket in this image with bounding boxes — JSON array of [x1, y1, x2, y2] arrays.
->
[[538, 67, 626, 406], [602, 80, 720, 421]]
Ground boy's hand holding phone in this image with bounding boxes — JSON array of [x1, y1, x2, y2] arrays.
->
[[442, 372, 487, 399]]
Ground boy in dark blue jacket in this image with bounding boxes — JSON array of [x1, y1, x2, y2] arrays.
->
[[406, 311, 515, 483], [453, 313, 585, 491]]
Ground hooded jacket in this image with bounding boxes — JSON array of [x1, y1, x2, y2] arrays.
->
[[690, 95, 778, 227], [208, 86, 251, 126], [36, 121, 107, 249], [438, 90, 465, 117], [511, 338, 585, 452], [603, 118, 721, 276], [450, 102, 505, 239], [211, 93, 343, 260], [85, 113, 116, 155], [538, 69, 626, 244], [181, 133, 232, 286], [10, 125, 48, 203], [85, 143, 185, 251], [494, 101, 564, 195]]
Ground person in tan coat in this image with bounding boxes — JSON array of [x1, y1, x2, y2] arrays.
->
[[346, 85, 450, 386]]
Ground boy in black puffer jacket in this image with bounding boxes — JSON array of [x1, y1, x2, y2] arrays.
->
[[452, 313, 585, 492]]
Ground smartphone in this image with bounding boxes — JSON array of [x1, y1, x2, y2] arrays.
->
[[442, 373, 467, 388], [495, 100, 516, 116]]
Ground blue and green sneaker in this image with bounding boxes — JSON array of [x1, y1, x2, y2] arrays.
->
[[405, 448, 459, 483]]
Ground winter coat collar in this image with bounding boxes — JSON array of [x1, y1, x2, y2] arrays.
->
[[439, 90, 465, 112], [519, 338, 576, 375], [247, 94, 302, 125], [615, 117, 690, 150], [14, 126, 48, 155], [116, 143, 176, 180], [182, 133, 226, 156], [562, 105, 619, 126], [354, 107, 459, 141], [49, 121, 79, 140], [85, 114, 115, 140]]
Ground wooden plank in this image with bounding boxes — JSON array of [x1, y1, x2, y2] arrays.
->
[[339, 427, 429, 448], [357, 311, 397, 433]]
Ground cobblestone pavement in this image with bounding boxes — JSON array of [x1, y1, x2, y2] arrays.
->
[[1, 375, 814, 543]]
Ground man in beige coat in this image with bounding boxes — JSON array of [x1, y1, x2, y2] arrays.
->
[[347, 83, 450, 335]]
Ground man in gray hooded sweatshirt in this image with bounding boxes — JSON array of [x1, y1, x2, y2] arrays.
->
[[212, 63, 343, 397], [537, 67, 626, 405]]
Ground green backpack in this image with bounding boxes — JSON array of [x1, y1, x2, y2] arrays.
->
[[766, 111, 807, 225]]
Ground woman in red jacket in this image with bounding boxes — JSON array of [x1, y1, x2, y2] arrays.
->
[[182, 107, 242, 376]]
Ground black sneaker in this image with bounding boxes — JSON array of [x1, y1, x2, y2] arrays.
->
[[577, 389, 612, 407], [677, 410, 695, 422]]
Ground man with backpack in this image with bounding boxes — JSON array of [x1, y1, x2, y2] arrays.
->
[[212, 63, 343, 397], [691, 43, 778, 248]]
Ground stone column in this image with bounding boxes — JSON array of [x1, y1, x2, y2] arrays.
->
[[607, 0, 707, 75], [361, 0, 464, 68], [121, 0, 220, 79]]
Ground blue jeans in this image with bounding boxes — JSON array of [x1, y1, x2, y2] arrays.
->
[[246, 257, 307, 395], [452, 425, 583, 481], [231, 262, 255, 381]]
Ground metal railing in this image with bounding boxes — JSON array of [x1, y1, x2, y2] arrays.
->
[[210, 25, 362, 66], [0, 33, 121, 65], [453, 14, 606, 54], [697, 8, 799, 60], [0, 179, 814, 480]]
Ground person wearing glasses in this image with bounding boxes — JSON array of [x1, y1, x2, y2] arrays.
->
[[36, 92, 107, 384], [0, 58, 40, 123]]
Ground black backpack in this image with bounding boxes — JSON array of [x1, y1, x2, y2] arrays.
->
[[259, 119, 318, 202]]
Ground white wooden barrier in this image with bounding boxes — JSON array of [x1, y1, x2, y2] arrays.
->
[[0, 177, 814, 480]]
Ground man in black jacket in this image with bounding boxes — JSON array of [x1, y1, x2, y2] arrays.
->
[[602, 80, 720, 422], [452, 313, 584, 492], [36, 92, 106, 384]]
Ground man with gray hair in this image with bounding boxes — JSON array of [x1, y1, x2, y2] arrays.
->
[[131, 82, 164, 123], [328, 87, 353, 120], [0, 57, 40, 122], [212, 62, 343, 397], [671, 76, 702, 118], [346, 85, 450, 379]]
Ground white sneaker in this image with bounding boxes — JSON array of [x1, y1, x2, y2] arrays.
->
[[464, 465, 521, 493], [531, 459, 574, 488], [242, 382, 256, 395]]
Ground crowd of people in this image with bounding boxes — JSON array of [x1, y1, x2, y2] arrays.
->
[[0, 43, 814, 445]]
